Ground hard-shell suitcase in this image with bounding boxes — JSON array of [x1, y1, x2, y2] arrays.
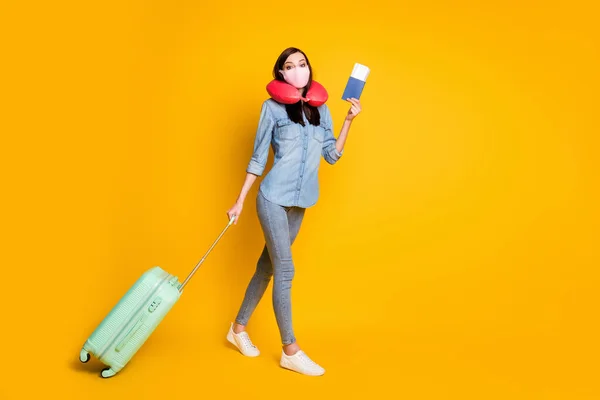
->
[[79, 216, 235, 378]]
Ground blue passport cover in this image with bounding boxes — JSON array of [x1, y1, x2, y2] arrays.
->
[[342, 77, 366, 100]]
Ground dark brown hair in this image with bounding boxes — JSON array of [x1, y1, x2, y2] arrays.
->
[[272, 47, 320, 126]]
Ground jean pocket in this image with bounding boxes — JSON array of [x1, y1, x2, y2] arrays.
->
[[312, 126, 325, 143], [275, 118, 299, 141]]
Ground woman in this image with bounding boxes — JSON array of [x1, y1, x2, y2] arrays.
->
[[225, 47, 362, 376]]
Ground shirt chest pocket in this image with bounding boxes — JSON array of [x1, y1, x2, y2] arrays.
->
[[312, 121, 330, 143], [275, 118, 300, 141]]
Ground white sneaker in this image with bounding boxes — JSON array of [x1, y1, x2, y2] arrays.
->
[[226, 323, 260, 357], [280, 350, 325, 376]]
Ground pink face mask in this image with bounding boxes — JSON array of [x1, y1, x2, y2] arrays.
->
[[280, 65, 310, 89]]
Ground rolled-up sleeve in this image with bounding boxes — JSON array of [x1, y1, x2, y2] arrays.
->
[[321, 105, 343, 165], [246, 101, 275, 176]]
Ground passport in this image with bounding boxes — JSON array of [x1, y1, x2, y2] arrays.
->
[[342, 63, 370, 100]]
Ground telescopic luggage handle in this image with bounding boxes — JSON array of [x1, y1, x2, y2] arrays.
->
[[179, 214, 236, 292]]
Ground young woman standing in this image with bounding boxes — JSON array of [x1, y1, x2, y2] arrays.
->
[[226, 47, 362, 376]]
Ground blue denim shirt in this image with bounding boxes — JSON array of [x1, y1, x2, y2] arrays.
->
[[246, 99, 343, 208]]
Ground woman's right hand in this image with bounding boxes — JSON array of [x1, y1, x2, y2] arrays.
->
[[227, 200, 243, 225]]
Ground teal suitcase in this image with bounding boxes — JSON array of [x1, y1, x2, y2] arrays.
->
[[79, 216, 235, 378]]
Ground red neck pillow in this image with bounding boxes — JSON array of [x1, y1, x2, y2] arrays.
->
[[266, 80, 328, 107]]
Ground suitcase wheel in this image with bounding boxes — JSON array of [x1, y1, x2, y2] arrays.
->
[[101, 368, 117, 379], [79, 349, 90, 363]]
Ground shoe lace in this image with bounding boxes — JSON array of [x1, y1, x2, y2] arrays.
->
[[298, 352, 319, 367], [240, 333, 256, 349]]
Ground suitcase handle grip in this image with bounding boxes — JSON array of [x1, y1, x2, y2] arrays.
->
[[178, 215, 236, 292], [116, 314, 147, 352]]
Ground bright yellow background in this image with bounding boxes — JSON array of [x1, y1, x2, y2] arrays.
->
[[1, 0, 598, 399]]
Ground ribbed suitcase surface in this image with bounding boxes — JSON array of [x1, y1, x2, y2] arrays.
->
[[80, 267, 182, 378], [79, 216, 235, 378]]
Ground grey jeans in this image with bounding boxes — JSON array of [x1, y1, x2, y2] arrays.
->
[[235, 190, 305, 345]]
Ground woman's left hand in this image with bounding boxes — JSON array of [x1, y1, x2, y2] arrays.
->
[[346, 98, 362, 121]]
